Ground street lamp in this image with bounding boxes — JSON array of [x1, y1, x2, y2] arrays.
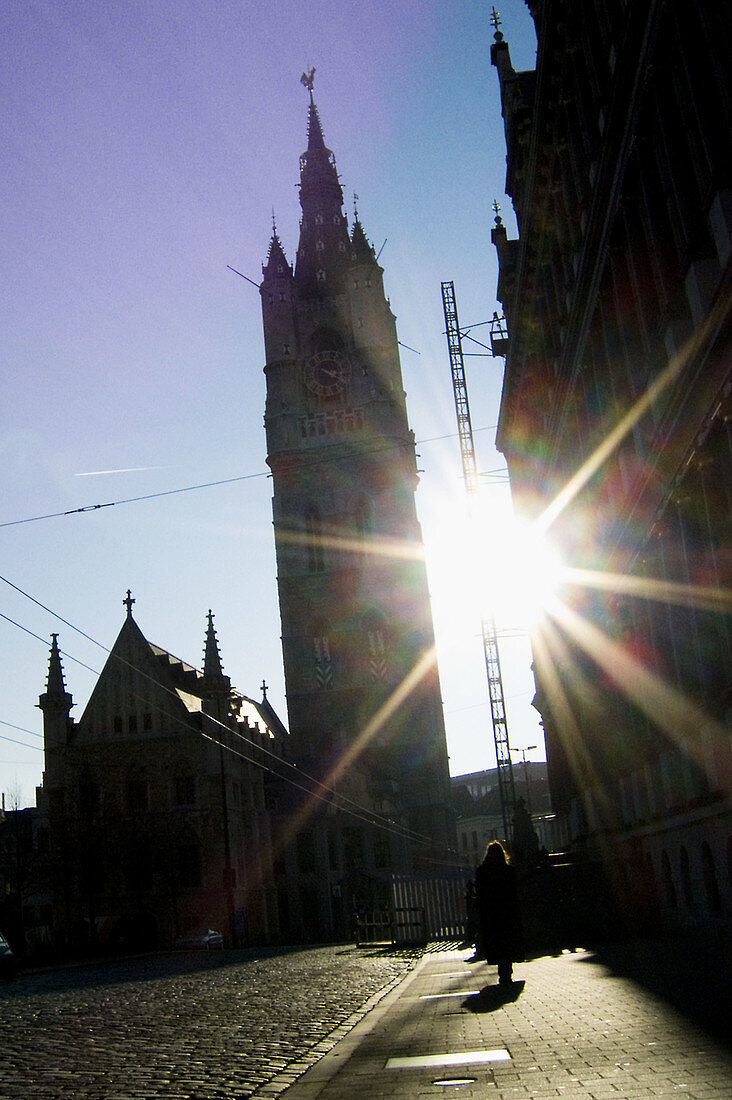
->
[[510, 746, 537, 815]]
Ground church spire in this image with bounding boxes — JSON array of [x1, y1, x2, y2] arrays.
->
[[295, 71, 350, 293]]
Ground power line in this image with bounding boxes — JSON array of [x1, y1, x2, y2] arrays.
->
[[0, 426, 501, 530]]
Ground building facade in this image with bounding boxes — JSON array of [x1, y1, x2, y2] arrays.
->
[[491, 2, 731, 931], [258, 85, 455, 931], [38, 597, 282, 952]]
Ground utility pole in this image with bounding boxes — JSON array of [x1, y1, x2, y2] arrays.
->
[[441, 280, 516, 841]]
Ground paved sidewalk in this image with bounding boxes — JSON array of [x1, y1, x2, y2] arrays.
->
[[267, 946, 732, 1099]]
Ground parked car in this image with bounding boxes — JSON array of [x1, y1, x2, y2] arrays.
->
[[175, 927, 224, 950], [0, 931, 17, 980]]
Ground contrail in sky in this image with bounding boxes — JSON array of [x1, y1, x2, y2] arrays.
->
[[74, 467, 173, 477]]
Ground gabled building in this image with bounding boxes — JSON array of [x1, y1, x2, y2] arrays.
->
[[38, 595, 284, 952], [490, 3, 731, 931]]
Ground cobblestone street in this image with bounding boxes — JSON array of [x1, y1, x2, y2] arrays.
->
[[0, 945, 419, 1099]]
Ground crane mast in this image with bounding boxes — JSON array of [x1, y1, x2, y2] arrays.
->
[[441, 280, 516, 841]]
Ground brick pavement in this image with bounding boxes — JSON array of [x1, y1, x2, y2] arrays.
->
[[277, 946, 732, 1100], [0, 945, 418, 1099]]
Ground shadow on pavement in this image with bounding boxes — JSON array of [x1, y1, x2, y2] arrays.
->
[[463, 979, 525, 1013], [582, 930, 731, 1049]]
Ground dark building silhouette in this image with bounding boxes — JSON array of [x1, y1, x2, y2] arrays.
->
[[490, 3, 731, 931], [37, 598, 283, 952], [258, 84, 455, 933]]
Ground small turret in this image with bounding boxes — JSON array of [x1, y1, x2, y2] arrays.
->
[[38, 634, 74, 788], [202, 611, 231, 719], [260, 218, 297, 366], [350, 216, 376, 264]]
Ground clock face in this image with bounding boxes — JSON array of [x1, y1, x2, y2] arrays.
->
[[304, 350, 350, 397]]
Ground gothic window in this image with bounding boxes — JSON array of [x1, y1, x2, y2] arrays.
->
[[312, 616, 333, 689], [143, 712, 152, 731], [176, 841, 201, 889], [297, 830, 316, 873], [373, 832, 391, 869], [363, 611, 388, 682], [126, 778, 148, 814], [305, 506, 324, 572], [679, 845, 694, 906], [315, 213, 324, 225], [283, 342, 291, 355], [79, 779, 100, 820], [174, 775, 196, 807], [338, 240, 346, 252], [279, 292, 286, 301], [277, 263, 283, 273], [316, 239, 324, 251], [316, 268, 326, 282], [353, 496, 372, 550]]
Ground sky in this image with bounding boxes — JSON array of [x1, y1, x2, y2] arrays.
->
[[2, 0, 541, 809]]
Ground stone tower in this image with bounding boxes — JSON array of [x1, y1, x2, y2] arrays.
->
[[260, 84, 454, 866]]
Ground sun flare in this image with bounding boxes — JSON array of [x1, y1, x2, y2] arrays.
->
[[425, 492, 562, 637]]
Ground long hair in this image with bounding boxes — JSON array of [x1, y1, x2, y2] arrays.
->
[[482, 839, 509, 866]]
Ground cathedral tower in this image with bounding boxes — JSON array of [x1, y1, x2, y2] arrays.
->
[[260, 81, 454, 864]]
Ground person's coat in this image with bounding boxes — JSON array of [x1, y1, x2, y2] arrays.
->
[[474, 858, 524, 963]]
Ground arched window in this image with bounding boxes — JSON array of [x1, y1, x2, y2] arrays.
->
[[363, 611, 388, 682], [312, 620, 333, 689], [305, 506, 324, 573], [701, 841, 722, 913], [679, 845, 694, 906], [661, 850, 677, 908], [353, 496, 372, 542]]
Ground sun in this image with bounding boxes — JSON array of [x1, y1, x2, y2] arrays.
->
[[423, 490, 561, 639]]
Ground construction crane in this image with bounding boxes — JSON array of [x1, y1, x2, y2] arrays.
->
[[441, 280, 516, 841]]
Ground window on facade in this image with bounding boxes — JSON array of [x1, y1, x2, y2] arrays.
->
[[79, 781, 100, 819], [327, 828, 339, 871], [701, 842, 722, 913], [176, 842, 202, 889], [679, 845, 694, 906], [174, 775, 195, 807], [126, 779, 148, 813], [113, 716, 123, 733], [125, 842, 153, 892], [312, 623, 333, 690], [297, 830, 316, 874], [363, 611, 388, 682], [128, 714, 138, 733], [143, 713, 153, 731], [343, 826, 364, 870], [373, 832, 391, 869], [661, 851, 677, 908], [305, 507, 324, 572]]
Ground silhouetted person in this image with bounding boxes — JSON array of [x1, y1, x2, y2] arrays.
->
[[475, 839, 524, 986], [512, 797, 540, 865]]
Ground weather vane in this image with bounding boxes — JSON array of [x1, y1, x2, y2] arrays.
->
[[300, 67, 316, 93]]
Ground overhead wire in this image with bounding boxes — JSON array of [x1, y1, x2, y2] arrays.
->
[[0, 425, 500, 530]]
